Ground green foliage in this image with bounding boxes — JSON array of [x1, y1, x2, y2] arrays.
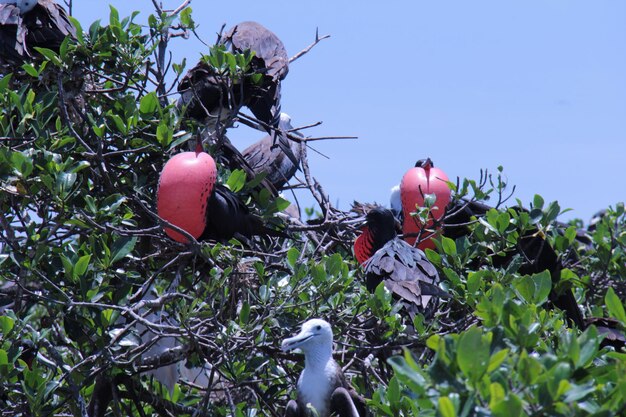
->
[[0, 3, 624, 417]]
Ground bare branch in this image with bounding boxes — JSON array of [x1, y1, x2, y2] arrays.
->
[[289, 28, 331, 63]]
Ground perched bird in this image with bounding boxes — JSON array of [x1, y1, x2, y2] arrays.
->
[[281, 319, 367, 417], [242, 113, 303, 191], [389, 179, 585, 327], [157, 148, 287, 244], [178, 21, 288, 133], [0, 0, 75, 66], [354, 207, 448, 312]]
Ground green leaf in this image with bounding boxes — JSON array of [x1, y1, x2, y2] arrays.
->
[[487, 349, 509, 373], [286, 247, 299, 269], [492, 393, 523, 417], [179, 7, 194, 27], [22, 63, 39, 77], [533, 194, 544, 209], [56, 172, 77, 196], [33, 47, 62, 66], [387, 376, 401, 405], [74, 254, 91, 279], [139, 92, 159, 115], [514, 270, 551, 305], [239, 301, 250, 324], [605, 287, 626, 324], [441, 237, 456, 256], [438, 396, 456, 417], [467, 270, 487, 294], [226, 169, 246, 193], [69, 17, 84, 44], [0, 316, 15, 335], [110, 236, 137, 264], [496, 211, 511, 234], [11, 152, 34, 178], [0, 73, 12, 92], [576, 325, 599, 368], [489, 382, 505, 409], [156, 123, 172, 146], [457, 326, 489, 382]]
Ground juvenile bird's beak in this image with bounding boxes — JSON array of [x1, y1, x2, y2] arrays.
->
[[281, 328, 315, 352]]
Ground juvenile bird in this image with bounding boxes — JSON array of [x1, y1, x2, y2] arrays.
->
[[281, 319, 367, 417]]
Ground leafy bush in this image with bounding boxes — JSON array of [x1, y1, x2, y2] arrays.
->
[[0, 3, 624, 417]]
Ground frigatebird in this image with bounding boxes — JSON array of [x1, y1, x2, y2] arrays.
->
[[389, 167, 585, 328], [0, 0, 75, 66], [178, 21, 288, 133], [242, 113, 303, 191], [354, 207, 448, 312], [281, 319, 367, 417], [157, 147, 287, 244], [440, 198, 585, 328]]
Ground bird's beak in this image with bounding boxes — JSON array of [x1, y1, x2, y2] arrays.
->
[[281, 328, 315, 352]]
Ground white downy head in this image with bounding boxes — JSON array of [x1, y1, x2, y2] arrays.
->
[[19, 0, 37, 13], [281, 318, 333, 362]]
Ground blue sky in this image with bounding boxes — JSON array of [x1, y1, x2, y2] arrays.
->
[[73, 1, 626, 223]]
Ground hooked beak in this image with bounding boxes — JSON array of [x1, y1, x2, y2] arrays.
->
[[281, 328, 316, 352]]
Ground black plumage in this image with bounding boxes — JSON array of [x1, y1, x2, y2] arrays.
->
[[201, 184, 286, 242], [0, 0, 75, 67], [441, 198, 585, 328], [178, 21, 288, 132]]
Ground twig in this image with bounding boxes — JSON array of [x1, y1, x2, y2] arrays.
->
[[289, 28, 331, 63]]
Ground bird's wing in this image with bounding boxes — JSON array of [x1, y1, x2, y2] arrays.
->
[[365, 239, 444, 309], [25, 0, 76, 51], [202, 184, 287, 242], [242, 134, 276, 171], [0, 5, 27, 61], [241, 133, 298, 191], [224, 21, 288, 81], [223, 22, 288, 138]]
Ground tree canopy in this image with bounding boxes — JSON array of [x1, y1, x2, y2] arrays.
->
[[0, 3, 625, 417]]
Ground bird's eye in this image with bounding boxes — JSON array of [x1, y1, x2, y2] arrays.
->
[[315, 325, 321, 330]]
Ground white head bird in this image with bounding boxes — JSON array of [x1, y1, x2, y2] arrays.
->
[[281, 319, 366, 417], [0, 0, 36, 14]]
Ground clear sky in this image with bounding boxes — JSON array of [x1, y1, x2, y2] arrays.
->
[[72, 1, 626, 223]]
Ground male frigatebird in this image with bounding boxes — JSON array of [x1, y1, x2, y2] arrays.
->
[[354, 207, 448, 313], [281, 319, 368, 417], [157, 146, 287, 244], [0, 0, 75, 66], [390, 160, 585, 328], [242, 113, 303, 191], [178, 21, 288, 133]]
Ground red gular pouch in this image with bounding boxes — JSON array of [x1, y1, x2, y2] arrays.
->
[[157, 150, 217, 243], [400, 158, 451, 250]]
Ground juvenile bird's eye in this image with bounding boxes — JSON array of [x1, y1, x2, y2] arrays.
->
[[315, 325, 321, 330]]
